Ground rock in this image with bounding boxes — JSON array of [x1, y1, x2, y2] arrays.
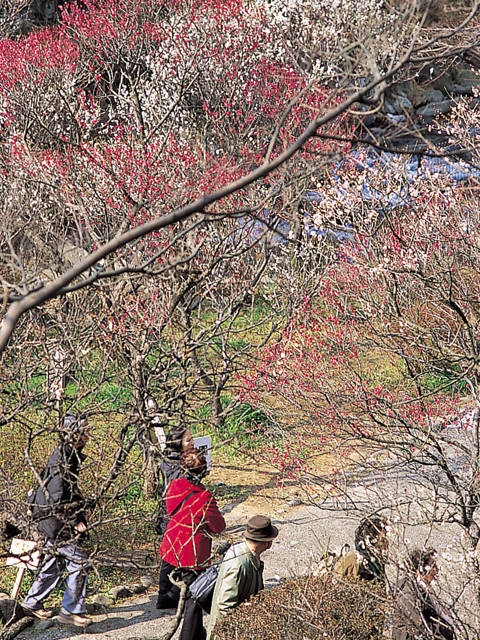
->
[[385, 87, 413, 115], [129, 583, 146, 595], [140, 575, 155, 588], [385, 115, 406, 125], [0, 596, 20, 625], [35, 619, 54, 631], [453, 63, 480, 86], [287, 498, 303, 507], [383, 98, 397, 115], [220, 502, 237, 514], [451, 84, 475, 95], [90, 594, 114, 608], [110, 585, 133, 602], [420, 88, 446, 105], [408, 83, 429, 107], [0, 616, 33, 640], [394, 90, 413, 113], [431, 69, 456, 94], [416, 99, 454, 118]]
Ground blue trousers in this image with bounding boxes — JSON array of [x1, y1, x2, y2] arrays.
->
[[22, 539, 90, 615]]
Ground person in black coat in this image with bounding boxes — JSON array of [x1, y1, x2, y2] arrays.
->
[[22, 414, 93, 628]]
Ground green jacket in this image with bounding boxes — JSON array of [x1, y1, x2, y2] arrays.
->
[[334, 548, 385, 582], [207, 540, 264, 640]]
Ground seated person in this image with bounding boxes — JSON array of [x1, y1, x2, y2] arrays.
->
[[334, 516, 389, 583]]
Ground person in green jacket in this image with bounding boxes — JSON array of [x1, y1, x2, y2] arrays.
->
[[333, 516, 390, 584], [207, 514, 279, 640]]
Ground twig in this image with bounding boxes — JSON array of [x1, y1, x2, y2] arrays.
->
[[0, 617, 33, 640]]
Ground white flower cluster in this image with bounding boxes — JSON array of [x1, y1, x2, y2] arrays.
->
[[259, 0, 414, 79]]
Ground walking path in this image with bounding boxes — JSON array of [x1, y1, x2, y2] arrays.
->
[[14, 495, 472, 640]]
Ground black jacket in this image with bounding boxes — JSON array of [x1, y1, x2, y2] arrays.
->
[[160, 457, 184, 488], [29, 444, 87, 541]]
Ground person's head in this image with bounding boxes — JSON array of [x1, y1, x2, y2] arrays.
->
[[243, 515, 279, 556], [181, 429, 194, 454], [355, 516, 389, 558], [61, 413, 89, 450], [409, 548, 438, 585], [181, 450, 208, 483], [164, 425, 194, 459]]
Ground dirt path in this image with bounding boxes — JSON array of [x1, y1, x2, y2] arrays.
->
[[13, 459, 475, 639], [13, 498, 341, 640]]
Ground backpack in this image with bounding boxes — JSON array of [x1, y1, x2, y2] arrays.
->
[[314, 543, 350, 577], [189, 542, 231, 613]]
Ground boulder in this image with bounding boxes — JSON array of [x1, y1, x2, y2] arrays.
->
[[90, 594, 114, 609], [140, 575, 155, 589], [129, 583, 147, 595], [110, 585, 133, 602], [0, 595, 20, 626], [416, 99, 454, 118]]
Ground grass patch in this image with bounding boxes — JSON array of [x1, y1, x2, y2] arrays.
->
[[422, 370, 470, 394], [213, 400, 276, 452]]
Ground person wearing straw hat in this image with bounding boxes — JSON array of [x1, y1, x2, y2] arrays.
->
[[207, 515, 279, 640]]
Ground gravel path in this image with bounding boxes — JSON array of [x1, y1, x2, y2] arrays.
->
[[14, 493, 474, 640], [12, 502, 355, 640]]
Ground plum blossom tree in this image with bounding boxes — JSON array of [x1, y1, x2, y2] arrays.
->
[[240, 102, 480, 632], [0, 0, 347, 540], [0, 0, 479, 607]]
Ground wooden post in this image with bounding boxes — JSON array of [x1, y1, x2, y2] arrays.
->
[[5, 539, 40, 600], [46, 345, 67, 410], [10, 566, 26, 600]]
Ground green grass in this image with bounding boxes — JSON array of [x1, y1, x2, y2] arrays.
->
[[209, 399, 276, 455], [204, 480, 253, 504], [422, 370, 470, 394]]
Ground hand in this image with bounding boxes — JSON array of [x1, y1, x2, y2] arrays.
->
[[74, 521, 87, 533]]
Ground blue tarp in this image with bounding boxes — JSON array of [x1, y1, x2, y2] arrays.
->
[[237, 147, 480, 245]]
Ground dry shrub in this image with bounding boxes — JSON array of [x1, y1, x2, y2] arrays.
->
[[212, 573, 387, 640], [388, 0, 463, 23]]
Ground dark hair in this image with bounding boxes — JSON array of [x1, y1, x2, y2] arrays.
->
[[181, 450, 207, 482], [355, 516, 388, 550], [60, 413, 88, 442], [409, 548, 437, 575], [164, 424, 188, 459]]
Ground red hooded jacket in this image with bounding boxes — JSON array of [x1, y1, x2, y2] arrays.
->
[[159, 476, 226, 570]]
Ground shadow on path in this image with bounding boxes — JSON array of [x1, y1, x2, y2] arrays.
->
[[17, 595, 181, 640]]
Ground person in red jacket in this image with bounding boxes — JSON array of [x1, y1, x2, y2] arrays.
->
[[160, 450, 225, 640], [156, 424, 196, 609]]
